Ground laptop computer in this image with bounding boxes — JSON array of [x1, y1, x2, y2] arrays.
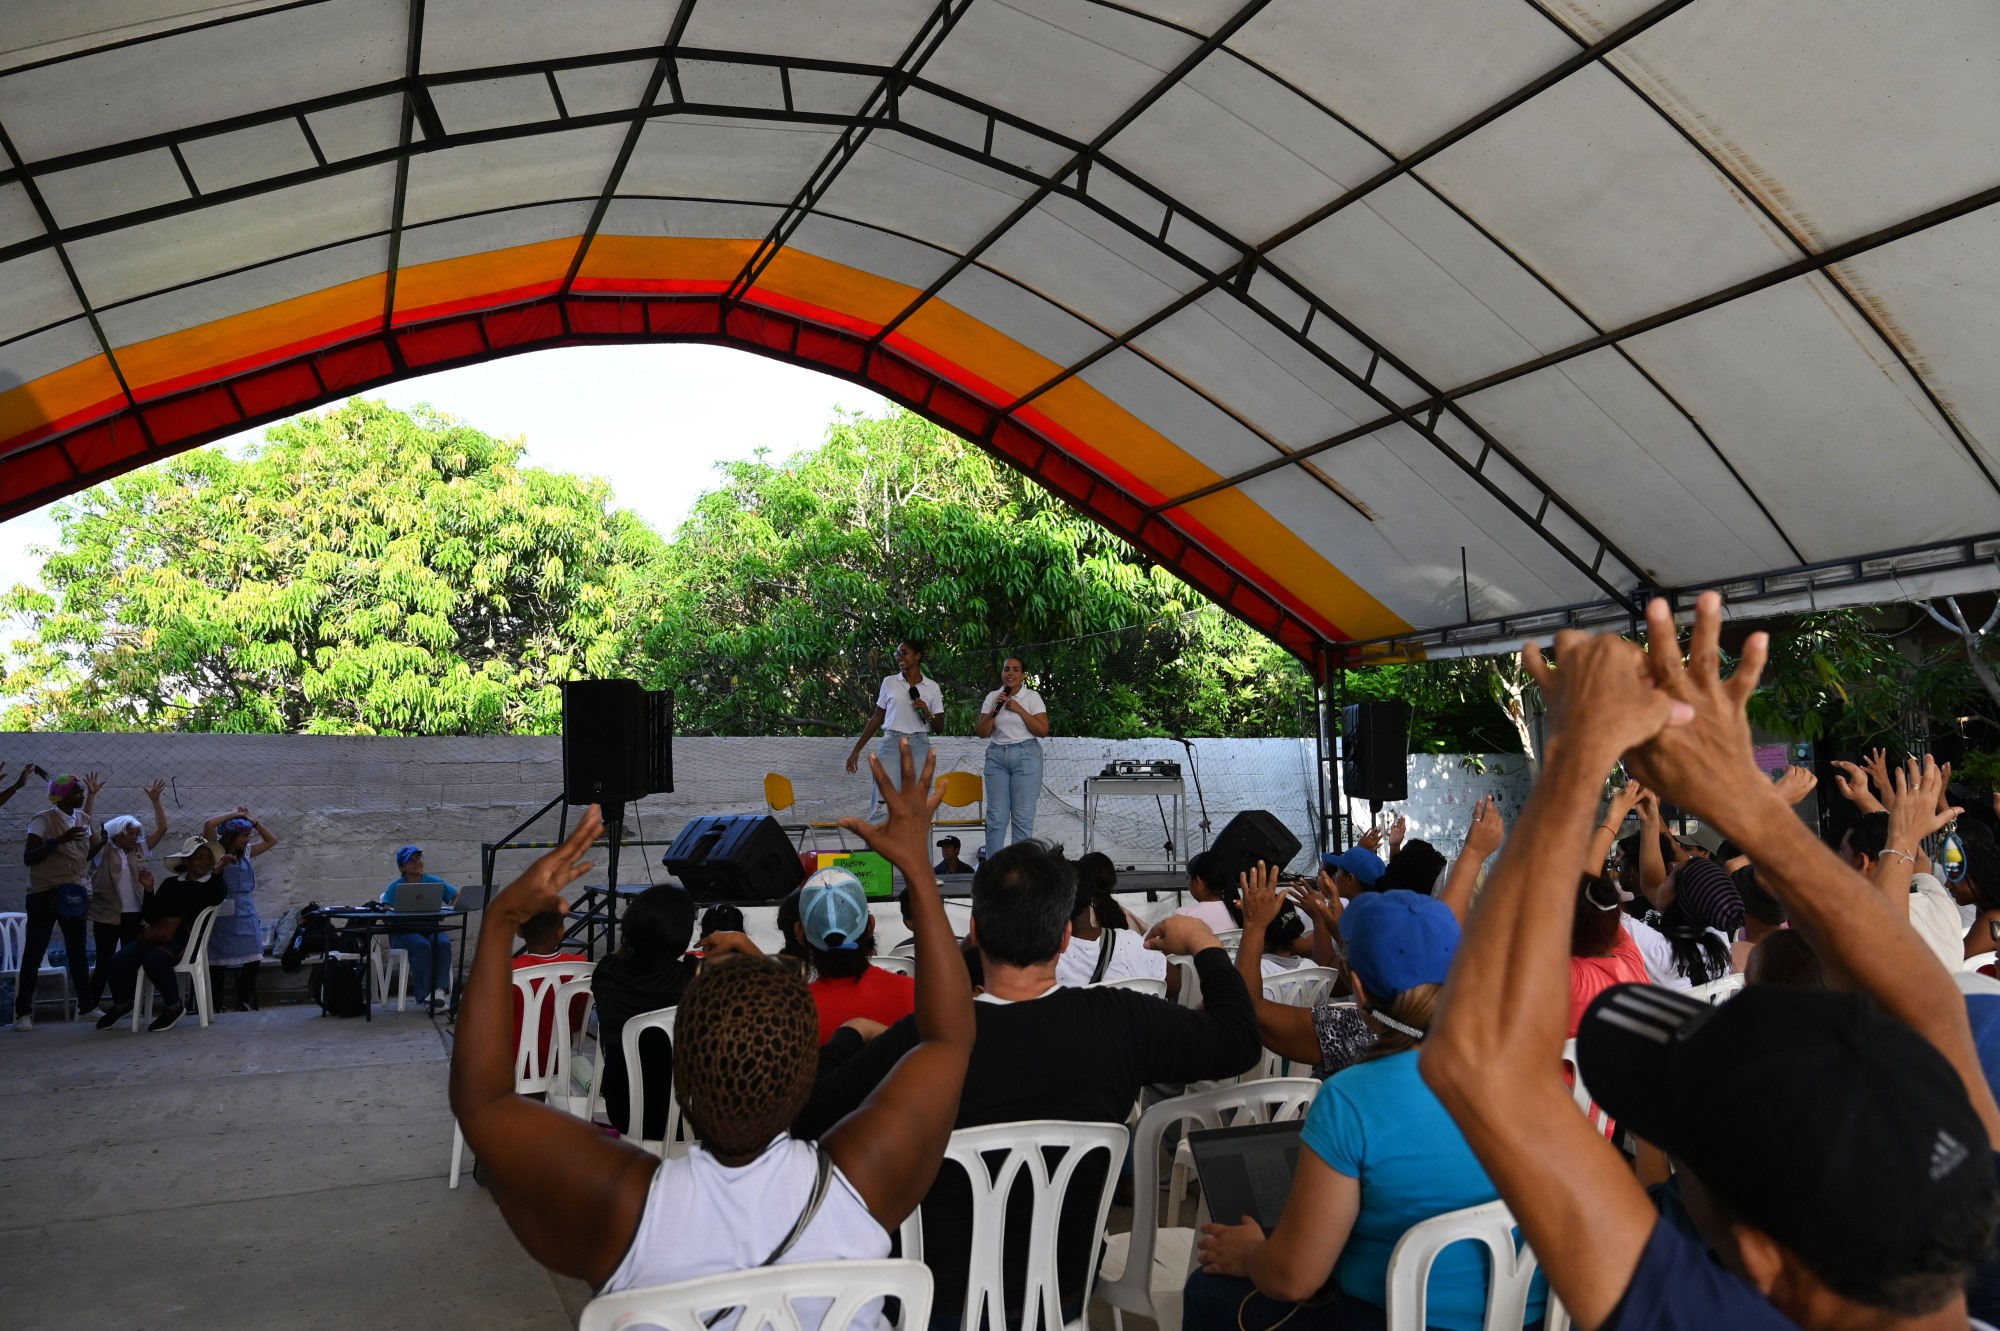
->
[[1186, 1119, 1306, 1232], [390, 882, 446, 913]]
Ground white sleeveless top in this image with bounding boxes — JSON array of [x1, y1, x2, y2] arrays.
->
[[602, 1135, 891, 1331]]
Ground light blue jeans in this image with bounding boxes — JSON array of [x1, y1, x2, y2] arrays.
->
[[391, 933, 451, 998], [984, 740, 1044, 857], [869, 731, 933, 816]]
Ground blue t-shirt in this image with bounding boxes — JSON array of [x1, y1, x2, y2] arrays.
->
[[1300, 1050, 1544, 1331], [380, 875, 459, 909]]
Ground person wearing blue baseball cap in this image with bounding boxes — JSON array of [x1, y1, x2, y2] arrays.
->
[[379, 844, 460, 1012], [1320, 846, 1387, 900], [1187, 887, 1542, 1331]]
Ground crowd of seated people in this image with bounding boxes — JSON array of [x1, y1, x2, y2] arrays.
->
[[453, 599, 2000, 1331]]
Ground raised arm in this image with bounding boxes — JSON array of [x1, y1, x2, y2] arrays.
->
[[1584, 781, 1641, 881], [821, 739, 974, 1229], [1624, 597, 2000, 1148], [143, 779, 170, 849], [0, 764, 26, 808], [447, 806, 660, 1288], [245, 816, 279, 857], [1829, 759, 1884, 815], [1423, 628, 1693, 1331], [84, 771, 103, 816], [1232, 863, 1321, 1067], [1634, 789, 1670, 906], [1439, 795, 1506, 923]]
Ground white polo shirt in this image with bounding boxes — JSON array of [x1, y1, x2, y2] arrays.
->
[[875, 672, 943, 734], [979, 686, 1046, 745]]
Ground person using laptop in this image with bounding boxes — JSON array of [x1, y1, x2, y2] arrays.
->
[[380, 845, 460, 1012], [1187, 885, 1542, 1331]]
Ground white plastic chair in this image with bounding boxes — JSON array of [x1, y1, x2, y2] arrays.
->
[[1100, 1079, 1320, 1331], [579, 1258, 934, 1331], [1093, 976, 1167, 998], [134, 905, 222, 1030], [0, 910, 78, 1021], [551, 973, 601, 1118], [450, 960, 593, 1187], [1963, 951, 1996, 973], [1128, 1079, 1328, 1319], [872, 954, 915, 977], [902, 1120, 1127, 1331], [1213, 928, 1243, 956], [619, 1005, 695, 1158], [1262, 965, 1340, 1008], [1559, 1038, 1610, 1136], [371, 935, 411, 1012], [1685, 972, 1745, 1005], [1383, 1200, 1552, 1331]]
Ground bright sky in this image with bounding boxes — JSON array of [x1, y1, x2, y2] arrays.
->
[[0, 345, 887, 595]]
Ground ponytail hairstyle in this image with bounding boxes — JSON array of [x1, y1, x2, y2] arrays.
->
[[1359, 982, 1443, 1062], [1660, 899, 1732, 983], [1074, 851, 1123, 930]]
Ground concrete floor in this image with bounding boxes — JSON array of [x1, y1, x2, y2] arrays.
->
[[0, 1002, 589, 1331]]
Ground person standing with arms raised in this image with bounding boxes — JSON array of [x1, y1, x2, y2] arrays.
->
[[975, 654, 1049, 859], [847, 638, 944, 815]]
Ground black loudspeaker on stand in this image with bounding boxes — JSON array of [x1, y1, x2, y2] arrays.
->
[[663, 815, 806, 904], [1342, 700, 1411, 807], [562, 680, 676, 949], [1206, 810, 1304, 899]]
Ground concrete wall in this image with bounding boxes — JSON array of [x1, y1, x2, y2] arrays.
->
[[0, 733, 1529, 931]]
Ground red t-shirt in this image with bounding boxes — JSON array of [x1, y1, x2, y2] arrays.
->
[[809, 964, 916, 1045], [512, 951, 591, 1071], [1568, 930, 1650, 1036]]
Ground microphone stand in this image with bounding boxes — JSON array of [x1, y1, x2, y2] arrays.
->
[[1178, 736, 1212, 852]]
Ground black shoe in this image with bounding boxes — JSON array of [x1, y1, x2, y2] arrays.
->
[[96, 1004, 133, 1030], [148, 1003, 186, 1032]]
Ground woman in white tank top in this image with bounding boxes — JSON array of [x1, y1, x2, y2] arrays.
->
[[450, 740, 976, 1315]]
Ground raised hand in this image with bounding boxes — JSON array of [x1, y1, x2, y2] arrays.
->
[[1290, 878, 1344, 933], [1237, 862, 1284, 934], [1773, 765, 1818, 807], [1882, 755, 1960, 849], [837, 737, 945, 877], [1357, 824, 1384, 853], [85, 772, 105, 797], [1862, 748, 1894, 801], [1618, 592, 1770, 832], [1388, 815, 1408, 855], [1144, 914, 1225, 957], [1520, 627, 1694, 775], [1463, 794, 1506, 860], [144, 779, 167, 801], [488, 805, 601, 928], [1831, 760, 1884, 814]]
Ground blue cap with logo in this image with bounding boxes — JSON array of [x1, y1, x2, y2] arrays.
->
[[800, 867, 871, 951], [1320, 847, 1387, 887], [1339, 888, 1459, 1001]]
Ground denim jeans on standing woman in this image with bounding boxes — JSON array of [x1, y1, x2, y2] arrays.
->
[[868, 731, 933, 817], [14, 887, 90, 1018], [983, 739, 1044, 857]]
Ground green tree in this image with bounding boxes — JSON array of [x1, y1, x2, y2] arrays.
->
[[2, 399, 667, 734], [644, 407, 1328, 739]]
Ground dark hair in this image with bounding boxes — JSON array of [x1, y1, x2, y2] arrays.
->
[[1844, 811, 1891, 862], [774, 889, 810, 962], [902, 638, 928, 658], [1744, 930, 1823, 988], [971, 839, 1075, 967], [1716, 839, 1744, 862], [675, 957, 818, 1158], [1734, 865, 1787, 927], [519, 911, 565, 950], [1073, 851, 1122, 926], [802, 916, 877, 981], [1966, 841, 2000, 913], [1659, 899, 1731, 983], [1571, 876, 1626, 957], [896, 887, 918, 924], [1379, 841, 1447, 895], [623, 884, 696, 961], [699, 904, 744, 937], [1004, 653, 1026, 670]]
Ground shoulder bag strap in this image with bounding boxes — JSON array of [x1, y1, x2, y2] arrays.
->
[[1090, 924, 1120, 985]]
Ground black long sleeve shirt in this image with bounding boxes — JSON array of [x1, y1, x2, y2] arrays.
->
[[794, 946, 1262, 1322]]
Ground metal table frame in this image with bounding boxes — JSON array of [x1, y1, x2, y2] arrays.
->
[[317, 907, 469, 1021], [1082, 775, 1189, 874]]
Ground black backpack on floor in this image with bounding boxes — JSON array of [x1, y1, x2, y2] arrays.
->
[[314, 955, 367, 1017]]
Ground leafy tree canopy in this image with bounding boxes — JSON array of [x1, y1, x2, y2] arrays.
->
[[2, 399, 667, 734]]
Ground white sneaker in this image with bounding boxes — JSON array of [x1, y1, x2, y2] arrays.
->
[[12, 1014, 31, 1031], [75, 1006, 100, 1021], [429, 990, 449, 1012]]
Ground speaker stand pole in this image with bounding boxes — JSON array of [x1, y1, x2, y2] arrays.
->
[[600, 801, 626, 955], [1179, 737, 1213, 853]]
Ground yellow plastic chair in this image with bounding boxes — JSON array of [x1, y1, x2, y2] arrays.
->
[[933, 770, 985, 839], [765, 772, 846, 850]]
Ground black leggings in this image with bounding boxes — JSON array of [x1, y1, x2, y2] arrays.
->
[[209, 961, 261, 1010], [87, 914, 144, 1008]]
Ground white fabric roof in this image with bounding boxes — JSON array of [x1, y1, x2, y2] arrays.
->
[[2, 0, 1997, 660]]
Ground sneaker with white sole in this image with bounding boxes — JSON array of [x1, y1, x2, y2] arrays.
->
[[147, 1003, 186, 1032], [11, 1014, 30, 1031]]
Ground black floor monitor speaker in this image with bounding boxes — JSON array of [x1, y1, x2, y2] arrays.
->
[[1206, 810, 1304, 896], [563, 679, 674, 806], [1342, 700, 1410, 805], [663, 814, 806, 904]]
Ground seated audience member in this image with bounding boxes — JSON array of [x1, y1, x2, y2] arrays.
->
[[795, 837, 1262, 1327], [1728, 865, 1788, 973], [1176, 851, 1314, 976], [890, 887, 919, 955], [1055, 852, 1170, 991], [1174, 850, 1243, 931], [1569, 875, 1651, 1034], [1321, 846, 1386, 901], [1840, 807, 1966, 970], [934, 835, 971, 874], [698, 904, 743, 939], [772, 888, 811, 975], [1744, 928, 1824, 989], [510, 910, 591, 1074], [449, 741, 975, 1300], [1234, 865, 1374, 1077], [1653, 857, 1740, 987], [1424, 592, 2000, 1331], [95, 836, 227, 1032], [1963, 841, 2000, 967], [1374, 838, 1447, 895], [706, 868, 916, 1046], [592, 884, 700, 1140], [1189, 888, 1542, 1331], [379, 845, 461, 1012]]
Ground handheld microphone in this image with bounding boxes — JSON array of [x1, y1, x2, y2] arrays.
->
[[908, 685, 921, 701]]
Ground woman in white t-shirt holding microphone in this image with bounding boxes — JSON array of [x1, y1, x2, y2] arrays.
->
[[976, 654, 1050, 859]]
